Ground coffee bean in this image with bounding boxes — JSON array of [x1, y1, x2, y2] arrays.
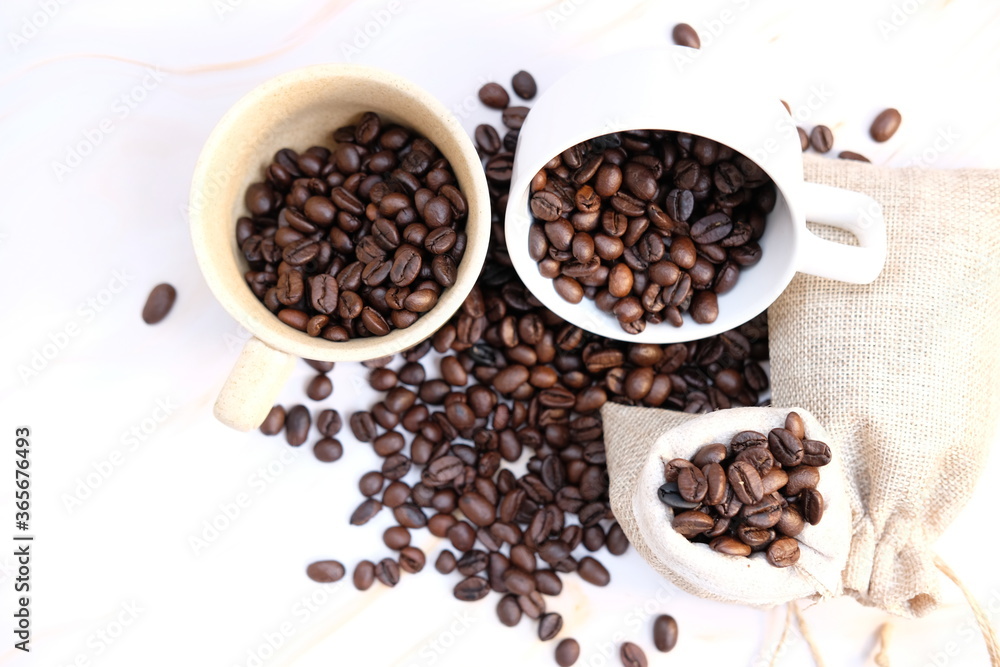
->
[[383, 526, 411, 550], [776, 506, 805, 537], [710, 535, 752, 557], [398, 546, 426, 573], [802, 439, 833, 467], [784, 411, 806, 440], [358, 471, 384, 497], [690, 291, 718, 324], [653, 614, 678, 652], [142, 283, 177, 324], [476, 124, 502, 154], [556, 638, 580, 666], [800, 488, 824, 525], [728, 461, 764, 504], [538, 612, 563, 641], [374, 558, 400, 587], [479, 83, 510, 109], [306, 374, 333, 401], [353, 560, 375, 590], [306, 560, 344, 583], [350, 498, 382, 525], [838, 150, 871, 162], [260, 405, 285, 436], [577, 556, 610, 586], [454, 576, 491, 601], [809, 125, 834, 153], [285, 405, 311, 446], [313, 438, 343, 462], [502, 106, 529, 130], [766, 536, 800, 567], [870, 108, 901, 142], [512, 71, 537, 100], [767, 428, 805, 466], [671, 23, 700, 48], [493, 594, 521, 627], [671, 510, 715, 537], [785, 466, 820, 496], [620, 641, 648, 667]]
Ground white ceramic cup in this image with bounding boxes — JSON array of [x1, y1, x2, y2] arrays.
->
[[505, 47, 887, 343]]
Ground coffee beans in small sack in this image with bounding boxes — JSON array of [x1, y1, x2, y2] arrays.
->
[[527, 130, 775, 333], [658, 412, 830, 568], [237, 111, 469, 340]]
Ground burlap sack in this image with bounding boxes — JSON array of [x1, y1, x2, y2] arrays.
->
[[604, 157, 1000, 619]]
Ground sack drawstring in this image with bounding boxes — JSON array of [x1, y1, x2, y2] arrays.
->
[[769, 556, 1000, 666]]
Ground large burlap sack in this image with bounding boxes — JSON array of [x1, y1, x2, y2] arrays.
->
[[604, 157, 1000, 619]]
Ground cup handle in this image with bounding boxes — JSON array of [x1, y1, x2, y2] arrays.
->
[[214, 337, 296, 431], [795, 181, 887, 284]]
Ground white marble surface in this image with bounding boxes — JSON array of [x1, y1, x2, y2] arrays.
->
[[3, 0, 1000, 665]]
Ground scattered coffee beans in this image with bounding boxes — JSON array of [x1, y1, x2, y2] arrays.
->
[[620, 641, 648, 667], [142, 283, 176, 324], [527, 130, 774, 331], [870, 108, 902, 142], [280, 75, 771, 666], [659, 412, 829, 567], [236, 112, 469, 340], [512, 70, 538, 100]]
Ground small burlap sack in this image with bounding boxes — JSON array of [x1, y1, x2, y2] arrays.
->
[[604, 157, 1000, 625]]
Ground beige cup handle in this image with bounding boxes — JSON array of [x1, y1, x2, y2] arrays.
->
[[214, 337, 296, 431]]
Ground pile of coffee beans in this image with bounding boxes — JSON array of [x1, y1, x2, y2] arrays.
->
[[527, 130, 775, 333], [264, 74, 769, 665], [236, 111, 469, 339], [659, 412, 830, 567]]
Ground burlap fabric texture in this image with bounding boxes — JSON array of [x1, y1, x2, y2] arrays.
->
[[604, 156, 1000, 618]]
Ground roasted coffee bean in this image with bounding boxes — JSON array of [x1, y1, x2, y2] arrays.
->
[[535, 612, 563, 642], [776, 505, 805, 537], [785, 466, 820, 496], [766, 536, 800, 567], [502, 106, 529, 130], [512, 70, 537, 100], [313, 438, 343, 462], [728, 460, 764, 504], [358, 471, 384, 497], [285, 405, 311, 446], [353, 560, 375, 590], [306, 374, 333, 400], [577, 556, 610, 586], [653, 614, 678, 652], [374, 558, 400, 587], [768, 428, 805, 466], [454, 576, 491, 601], [801, 439, 832, 467], [839, 150, 871, 162], [784, 411, 806, 440], [734, 446, 774, 477], [350, 498, 382, 525], [555, 638, 580, 666], [476, 124, 502, 154], [810, 125, 834, 153], [671, 510, 714, 537], [870, 108, 902, 142], [672, 22, 700, 48], [350, 411, 377, 442], [142, 283, 177, 324], [620, 641, 648, 667], [306, 560, 345, 583], [497, 594, 522, 626], [260, 406, 285, 436], [710, 535, 752, 556], [435, 549, 458, 574], [800, 488, 824, 525], [479, 83, 510, 109]]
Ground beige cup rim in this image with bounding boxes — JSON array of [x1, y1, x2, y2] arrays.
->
[[189, 63, 490, 361]]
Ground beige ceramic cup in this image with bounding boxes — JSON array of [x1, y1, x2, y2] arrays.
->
[[190, 64, 490, 432]]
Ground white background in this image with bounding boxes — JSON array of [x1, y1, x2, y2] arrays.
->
[[3, 0, 1000, 665]]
